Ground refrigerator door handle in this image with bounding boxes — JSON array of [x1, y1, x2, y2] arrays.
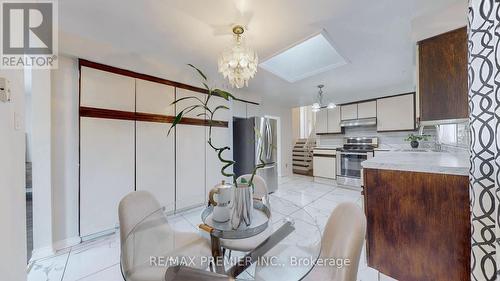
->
[[266, 119, 272, 159]]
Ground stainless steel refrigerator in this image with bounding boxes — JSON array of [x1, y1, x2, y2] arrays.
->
[[233, 117, 278, 193]]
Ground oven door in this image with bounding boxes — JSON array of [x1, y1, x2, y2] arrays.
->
[[338, 152, 367, 179]]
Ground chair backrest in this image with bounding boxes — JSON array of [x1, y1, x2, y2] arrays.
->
[[118, 191, 164, 245], [320, 202, 367, 281], [237, 174, 268, 199]]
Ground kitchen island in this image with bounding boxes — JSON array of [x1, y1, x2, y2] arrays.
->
[[361, 151, 470, 281]]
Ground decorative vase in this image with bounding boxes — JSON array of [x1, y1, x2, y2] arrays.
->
[[410, 140, 419, 148], [230, 182, 253, 229]]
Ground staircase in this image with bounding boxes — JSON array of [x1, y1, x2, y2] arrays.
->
[[292, 137, 316, 176]]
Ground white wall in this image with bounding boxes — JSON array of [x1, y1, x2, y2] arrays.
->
[[0, 69, 27, 280], [51, 56, 80, 245], [31, 69, 54, 258], [411, 0, 467, 41]]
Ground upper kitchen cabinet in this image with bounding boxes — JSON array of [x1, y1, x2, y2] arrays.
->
[[315, 109, 328, 134], [327, 107, 342, 133], [419, 27, 468, 121], [80, 66, 136, 111], [136, 79, 175, 115], [357, 101, 377, 119], [341, 104, 358, 120], [377, 93, 416, 132]]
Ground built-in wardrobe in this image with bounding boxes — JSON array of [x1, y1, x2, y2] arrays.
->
[[78, 59, 257, 238]]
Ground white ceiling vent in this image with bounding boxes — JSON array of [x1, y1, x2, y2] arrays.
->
[[259, 31, 347, 83]]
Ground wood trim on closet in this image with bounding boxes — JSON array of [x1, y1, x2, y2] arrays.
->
[[80, 107, 229, 128], [78, 59, 259, 105]]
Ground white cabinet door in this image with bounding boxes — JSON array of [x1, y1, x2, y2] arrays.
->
[[246, 103, 260, 118], [176, 125, 206, 210], [313, 156, 336, 179], [136, 80, 175, 115], [327, 107, 342, 133], [136, 122, 175, 212], [80, 117, 135, 237], [341, 104, 358, 120], [80, 67, 135, 111], [377, 94, 415, 131], [208, 96, 231, 122], [232, 100, 247, 118], [176, 88, 206, 118], [206, 127, 233, 194], [315, 109, 328, 134], [357, 101, 377, 119]]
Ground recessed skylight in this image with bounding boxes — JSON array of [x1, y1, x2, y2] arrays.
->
[[259, 31, 347, 83]]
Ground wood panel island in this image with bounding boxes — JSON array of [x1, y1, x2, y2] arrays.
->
[[361, 152, 470, 281]]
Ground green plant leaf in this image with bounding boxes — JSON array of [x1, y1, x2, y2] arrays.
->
[[171, 96, 204, 106], [240, 177, 248, 184], [187, 64, 207, 81], [213, 105, 229, 114], [212, 89, 235, 101], [168, 111, 183, 135]]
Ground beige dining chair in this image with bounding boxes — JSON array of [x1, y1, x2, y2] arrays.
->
[[303, 202, 367, 281], [119, 191, 211, 281]]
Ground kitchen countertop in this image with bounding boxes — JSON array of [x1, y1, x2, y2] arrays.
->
[[362, 151, 470, 176]]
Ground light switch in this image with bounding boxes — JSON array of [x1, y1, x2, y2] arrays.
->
[[0, 78, 10, 103]]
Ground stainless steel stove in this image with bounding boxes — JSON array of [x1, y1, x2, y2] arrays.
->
[[336, 137, 378, 187]]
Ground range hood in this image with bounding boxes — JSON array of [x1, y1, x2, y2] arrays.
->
[[340, 117, 377, 128]]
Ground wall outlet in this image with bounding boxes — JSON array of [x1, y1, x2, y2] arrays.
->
[[0, 78, 10, 102]]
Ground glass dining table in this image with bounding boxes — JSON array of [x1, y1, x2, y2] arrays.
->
[[120, 197, 322, 281]]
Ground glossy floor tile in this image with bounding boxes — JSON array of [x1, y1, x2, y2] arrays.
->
[[27, 175, 391, 281]]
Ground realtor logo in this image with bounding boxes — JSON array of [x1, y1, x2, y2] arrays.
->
[[1, 1, 58, 69]]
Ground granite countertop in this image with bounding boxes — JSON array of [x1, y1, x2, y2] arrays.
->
[[362, 151, 470, 176]]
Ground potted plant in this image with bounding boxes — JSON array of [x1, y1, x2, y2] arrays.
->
[[167, 65, 267, 227], [404, 134, 430, 149]]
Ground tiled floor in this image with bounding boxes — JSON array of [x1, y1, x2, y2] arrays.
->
[[27, 175, 396, 281]]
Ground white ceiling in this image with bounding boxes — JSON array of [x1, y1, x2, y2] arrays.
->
[[59, 0, 462, 107]]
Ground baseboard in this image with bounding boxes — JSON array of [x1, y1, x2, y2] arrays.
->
[[313, 177, 337, 185], [30, 245, 55, 261], [53, 236, 81, 251]]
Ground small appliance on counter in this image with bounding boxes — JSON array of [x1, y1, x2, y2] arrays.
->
[[233, 117, 278, 193], [336, 137, 378, 188]]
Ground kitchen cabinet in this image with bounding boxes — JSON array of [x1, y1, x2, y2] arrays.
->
[[315, 109, 328, 134], [327, 107, 342, 133], [136, 121, 175, 213], [80, 66, 136, 112], [357, 101, 376, 119], [376, 93, 415, 132], [80, 117, 135, 237], [176, 125, 206, 210], [363, 168, 470, 281], [312, 149, 336, 179], [341, 104, 358, 120], [419, 27, 468, 121]]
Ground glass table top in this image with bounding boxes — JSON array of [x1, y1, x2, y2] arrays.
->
[[121, 198, 322, 281]]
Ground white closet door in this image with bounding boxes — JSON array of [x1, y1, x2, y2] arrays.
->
[[208, 96, 231, 122], [136, 80, 175, 115], [206, 127, 233, 193], [80, 117, 135, 237], [176, 125, 206, 210], [176, 88, 206, 118], [80, 67, 135, 111], [136, 121, 175, 212]]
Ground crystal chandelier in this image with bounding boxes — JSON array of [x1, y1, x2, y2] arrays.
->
[[218, 25, 258, 88], [312, 85, 336, 112]]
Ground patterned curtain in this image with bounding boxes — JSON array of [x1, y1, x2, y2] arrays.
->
[[468, 0, 500, 280]]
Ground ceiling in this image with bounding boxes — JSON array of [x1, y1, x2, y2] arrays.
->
[[59, 0, 462, 107]]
